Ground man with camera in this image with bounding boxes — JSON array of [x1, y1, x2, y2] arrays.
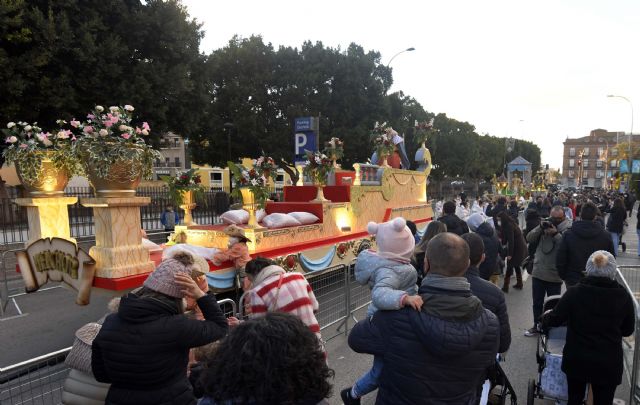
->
[[524, 206, 572, 337]]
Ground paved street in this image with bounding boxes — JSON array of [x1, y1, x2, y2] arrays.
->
[[1, 208, 639, 404]]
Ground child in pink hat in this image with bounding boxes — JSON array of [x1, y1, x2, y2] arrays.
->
[[342, 217, 423, 404]]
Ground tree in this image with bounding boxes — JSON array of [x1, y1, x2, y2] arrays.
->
[[0, 0, 206, 144], [191, 38, 391, 168]]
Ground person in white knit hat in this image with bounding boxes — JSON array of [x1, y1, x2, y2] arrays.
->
[[342, 217, 423, 404], [542, 250, 635, 405]]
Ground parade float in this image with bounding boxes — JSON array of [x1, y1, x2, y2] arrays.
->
[[9, 116, 434, 303]]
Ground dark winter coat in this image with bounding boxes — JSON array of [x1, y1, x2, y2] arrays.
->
[[475, 222, 502, 280], [348, 282, 499, 405], [507, 205, 519, 223], [499, 221, 527, 267], [637, 208, 640, 230], [92, 293, 228, 405], [556, 220, 616, 286], [437, 214, 469, 236], [486, 202, 506, 219], [465, 266, 511, 353], [606, 206, 627, 234], [542, 277, 635, 385]]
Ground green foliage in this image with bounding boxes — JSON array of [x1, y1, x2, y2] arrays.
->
[[2, 121, 82, 183], [0, 0, 206, 164], [74, 105, 161, 180], [160, 168, 204, 206], [323, 137, 344, 160], [302, 150, 333, 185], [227, 161, 270, 209], [190, 37, 390, 168], [0, 3, 543, 181]]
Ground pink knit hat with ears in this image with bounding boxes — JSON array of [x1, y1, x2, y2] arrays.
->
[[368, 217, 415, 261], [143, 251, 197, 298]]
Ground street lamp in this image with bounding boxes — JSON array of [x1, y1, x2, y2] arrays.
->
[[607, 95, 634, 186], [386, 47, 416, 67], [598, 137, 609, 189], [183, 138, 191, 169]]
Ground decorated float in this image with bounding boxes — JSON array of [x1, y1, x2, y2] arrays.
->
[[9, 116, 435, 303]]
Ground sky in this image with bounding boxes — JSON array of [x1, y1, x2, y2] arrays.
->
[[181, 0, 640, 169]]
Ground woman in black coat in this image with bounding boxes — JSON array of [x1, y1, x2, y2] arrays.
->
[[92, 252, 229, 405], [542, 251, 635, 405], [606, 197, 627, 256], [507, 200, 520, 223], [497, 211, 527, 293]]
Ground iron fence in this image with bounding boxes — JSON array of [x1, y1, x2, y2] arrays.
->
[[0, 185, 288, 246]]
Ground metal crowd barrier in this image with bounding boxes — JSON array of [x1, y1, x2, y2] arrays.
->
[[617, 265, 640, 405], [0, 298, 238, 404]]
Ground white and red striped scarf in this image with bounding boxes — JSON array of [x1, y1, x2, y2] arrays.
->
[[249, 266, 321, 338]]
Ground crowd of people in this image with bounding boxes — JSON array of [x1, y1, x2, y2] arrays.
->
[[58, 188, 638, 405]]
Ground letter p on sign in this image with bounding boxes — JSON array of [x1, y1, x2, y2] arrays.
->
[[295, 133, 308, 155]]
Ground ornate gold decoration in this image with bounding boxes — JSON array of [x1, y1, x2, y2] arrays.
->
[[85, 159, 144, 198], [16, 154, 69, 197]]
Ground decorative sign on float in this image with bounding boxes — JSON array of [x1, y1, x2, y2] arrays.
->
[[16, 238, 96, 305]]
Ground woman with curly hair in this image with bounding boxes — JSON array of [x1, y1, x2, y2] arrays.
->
[[198, 312, 334, 405]]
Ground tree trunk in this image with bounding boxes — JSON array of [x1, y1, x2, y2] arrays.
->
[[279, 159, 299, 185]]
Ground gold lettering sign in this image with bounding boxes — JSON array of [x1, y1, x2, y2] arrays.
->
[[17, 238, 96, 305]]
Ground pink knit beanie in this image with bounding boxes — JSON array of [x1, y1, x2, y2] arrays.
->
[[143, 251, 196, 298], [368, 217, 415, 261]]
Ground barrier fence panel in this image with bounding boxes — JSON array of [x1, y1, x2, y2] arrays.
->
[[306, 264, 350, 341], [0, 347, 71, 405], [347, 260, 372, 323], [617, 266, 640, 405]]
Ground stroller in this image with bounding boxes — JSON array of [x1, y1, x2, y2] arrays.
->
[[483, 355, 518, 405], [527, 295, 584, 405]]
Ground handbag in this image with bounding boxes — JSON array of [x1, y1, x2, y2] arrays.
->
[[65, 322, 102, 374]]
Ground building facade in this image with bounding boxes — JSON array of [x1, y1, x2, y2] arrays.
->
[[562, 129, 638, 188], [152, 132, 187, 180]]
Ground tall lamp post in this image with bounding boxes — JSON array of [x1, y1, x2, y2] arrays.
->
[[386, 47, 416, 67], [607, 95, 634, 189], [598, 137, 609, 189]]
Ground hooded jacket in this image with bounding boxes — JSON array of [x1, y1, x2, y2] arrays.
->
[[556, 220, 616, 286], [475, 222, 502, 280], [527, 218, 572, 283], [437, 214, 469, 236], [542, 277, 635, 385], [92, 292, 228, 405], [348, 281, 499, 405], [355, 250, 418, 317]]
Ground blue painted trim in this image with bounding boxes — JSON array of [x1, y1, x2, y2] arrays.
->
[[206, 270, 237, 290], [299, 246, 337, 272]]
